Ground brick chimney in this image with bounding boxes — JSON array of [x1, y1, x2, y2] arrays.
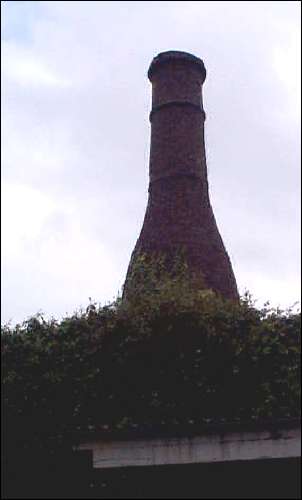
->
[[124, 51, 239, 301]]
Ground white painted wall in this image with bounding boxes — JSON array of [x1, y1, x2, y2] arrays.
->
[[78, 425, 301, 469]]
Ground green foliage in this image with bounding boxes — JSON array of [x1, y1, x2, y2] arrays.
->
[[122, 251, 211, 330], [2, 258, 301, 450]]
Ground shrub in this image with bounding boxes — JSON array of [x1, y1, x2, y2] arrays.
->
[[2, 258, 301, 452]]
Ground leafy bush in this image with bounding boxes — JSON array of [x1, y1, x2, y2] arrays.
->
[[2, 256, 301, 451]]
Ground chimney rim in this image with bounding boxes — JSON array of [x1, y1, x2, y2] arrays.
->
[[148, 50, 206, 82]]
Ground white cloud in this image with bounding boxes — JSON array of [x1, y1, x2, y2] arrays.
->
[[272, 28, 301, 122], [2, 41, 71, 88], [1, 1, 300, 324], [1, 182, 57, 258], [238, 270, 301, 312], [1, 182, 122, 324]]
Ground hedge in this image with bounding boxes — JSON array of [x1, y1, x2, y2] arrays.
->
[[2, 256, 301, 451]]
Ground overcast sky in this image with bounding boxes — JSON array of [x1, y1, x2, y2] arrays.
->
[[1, 1, 301, 325]]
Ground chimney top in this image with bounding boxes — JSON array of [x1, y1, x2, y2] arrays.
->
[[148, 50, 206, 82]]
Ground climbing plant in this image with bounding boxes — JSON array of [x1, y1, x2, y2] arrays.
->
[[2, 259, 301, 452]]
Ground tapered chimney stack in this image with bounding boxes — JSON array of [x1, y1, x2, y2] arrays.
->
[[124, 51, 238, 300]]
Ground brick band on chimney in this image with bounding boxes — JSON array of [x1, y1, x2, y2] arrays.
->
[[149, 101, 206, 122], [123, 51, 239, 301]]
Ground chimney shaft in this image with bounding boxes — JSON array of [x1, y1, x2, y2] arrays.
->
[[124, 51, 239, 301]]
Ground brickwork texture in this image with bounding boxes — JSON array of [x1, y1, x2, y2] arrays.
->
[[124, 51, 238, 301]]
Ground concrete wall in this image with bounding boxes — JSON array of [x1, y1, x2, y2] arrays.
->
[[79, 424, 301, 470]]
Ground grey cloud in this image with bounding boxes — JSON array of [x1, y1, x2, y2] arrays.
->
[[2, 1, 300, 323]]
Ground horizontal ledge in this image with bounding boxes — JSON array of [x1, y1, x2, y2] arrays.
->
[[148, 51, 206, 81], [78, 425, 301, 469], [149, 101, 206, 122]]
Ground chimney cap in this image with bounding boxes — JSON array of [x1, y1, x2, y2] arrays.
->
[[148, 50, 206, 81]]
